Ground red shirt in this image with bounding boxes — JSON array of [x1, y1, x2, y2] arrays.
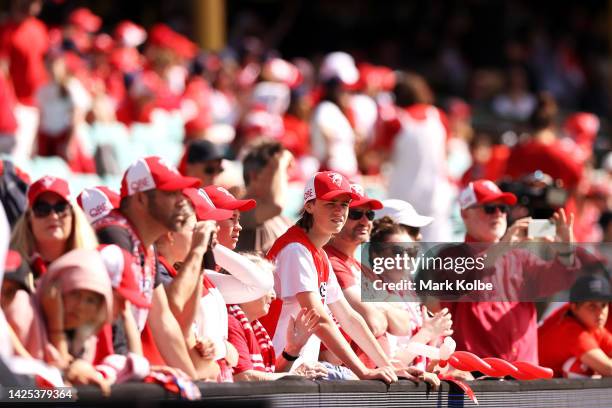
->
[[323, 244, 390, 368], [0, 72, 17, 134], [539, 304, 612, 377], [441, 236, 578, 364], [324, 244, 361, 289], [0, 17, 48, 106], [281, 114, 310, 158], [227, 314, 265, 375]]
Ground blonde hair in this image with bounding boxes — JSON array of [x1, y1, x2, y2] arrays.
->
[[10, 200, 99, 261], [240, 252, 275, 276]]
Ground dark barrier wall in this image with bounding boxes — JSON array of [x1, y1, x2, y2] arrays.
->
[[68, 377, 612, 407]]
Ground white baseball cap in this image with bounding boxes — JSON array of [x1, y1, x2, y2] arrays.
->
[[374, 199, 433, 228], [319, 52, 359, 86]]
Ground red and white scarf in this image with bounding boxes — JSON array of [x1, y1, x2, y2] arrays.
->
[[227, 305, 275, 373]]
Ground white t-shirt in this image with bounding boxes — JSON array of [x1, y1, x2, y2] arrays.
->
[[272, 243, 343, 364], [36, 78, 91, 135], [311, 101, 358, 176], [387, 106, 454, 242], [195, 284, 228, 360]]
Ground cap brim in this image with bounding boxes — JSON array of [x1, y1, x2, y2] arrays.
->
[[349, 198, 384, 210], [319, 190, 361, 201], [571, 294, 612, 303], [157, 176, 201, 192], [480, 192, 517, 206], [224, 199, 257, 212], [118, 288, 151, 309], [395, 213, 434, 228], [195, 207, 233, 221]]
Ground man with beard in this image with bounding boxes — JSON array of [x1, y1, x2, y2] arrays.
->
[[95, 156, 201, 378]]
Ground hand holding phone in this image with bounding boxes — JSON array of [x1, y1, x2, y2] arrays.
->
[[527, 219, 556, 239]]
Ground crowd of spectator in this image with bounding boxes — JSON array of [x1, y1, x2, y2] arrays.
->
[[0, 0, 611, 398]]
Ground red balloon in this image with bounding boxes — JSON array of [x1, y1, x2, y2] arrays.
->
[[482, 358, 519, 376], [447, 351, 553, 380]]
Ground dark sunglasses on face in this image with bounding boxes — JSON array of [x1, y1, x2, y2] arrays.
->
[[204, 165, 224, 175], [32, 200, 70, 218], [390, 244, 419, 258], [481, 204, 509, 215], [348, 209, 376, 221]]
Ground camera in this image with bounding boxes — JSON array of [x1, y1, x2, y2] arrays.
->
[[498, 171, 568, 220]]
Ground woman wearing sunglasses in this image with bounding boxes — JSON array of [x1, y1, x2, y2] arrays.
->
[[6, 176, 98, 363], [10, 176, 98, 279]]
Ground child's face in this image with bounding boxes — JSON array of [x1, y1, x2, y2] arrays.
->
[[63, 289, 104, 329], [571, 301, 609, 330]]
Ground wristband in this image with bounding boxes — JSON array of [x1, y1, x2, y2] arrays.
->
[[282, 350, 299, 361]]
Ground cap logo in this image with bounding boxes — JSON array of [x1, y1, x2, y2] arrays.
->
[[130, 177, 151, 193], [304, 188, 315, 202], [41, 176, 56, 188], [590, 280, 603, 292], [328, 172, 343, 187], [481, 180, 499, 193], [89, 203, 111, 218], [197, 189, 216, 207], [350, 184, 365, 197]]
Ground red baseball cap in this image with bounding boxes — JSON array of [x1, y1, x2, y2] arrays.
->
[[99, 244, 151, 309], [69, 8, 102, 33], [27, 176, 71, 206], [77, 186, 120, 223], [262, 58, 303, 89], [114, 21, 147, 48], [458, 179, 517, 210], [349, 183, 383, 210], [203, 185, 256, 212], [564, 112, 599, 147], [303, 171, 360, 204], [120, 156, 201, 198], [182, 188, 233, 221]]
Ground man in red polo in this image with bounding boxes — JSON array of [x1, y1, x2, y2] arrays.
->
[[323, 184, 391, 365], [433, 179, 578, 364]]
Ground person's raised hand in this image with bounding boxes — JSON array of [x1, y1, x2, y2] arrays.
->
[[285, 308, 321, 353], [500, 217, 532, 243], [421, 306, 453, 339]]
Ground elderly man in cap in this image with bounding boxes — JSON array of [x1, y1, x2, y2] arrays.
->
[[375, 199, 433, 242], [95, 156, 202, 378], [429, 179, 579, 365]]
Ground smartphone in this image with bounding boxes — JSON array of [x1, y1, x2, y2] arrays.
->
[[527, 219, 556, 239]]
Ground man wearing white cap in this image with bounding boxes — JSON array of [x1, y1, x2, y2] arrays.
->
[[375, 199, 434, 242]]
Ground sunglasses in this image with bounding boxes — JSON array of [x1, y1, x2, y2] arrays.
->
[[480, 204, 509, 215], [389, 244, 419, 258], [32, 200, 70, 218], [348, 209, 375, 221], [204, 165, 224, 175]]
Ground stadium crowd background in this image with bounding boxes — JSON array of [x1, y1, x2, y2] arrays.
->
[[0, 0, 611, 399]]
